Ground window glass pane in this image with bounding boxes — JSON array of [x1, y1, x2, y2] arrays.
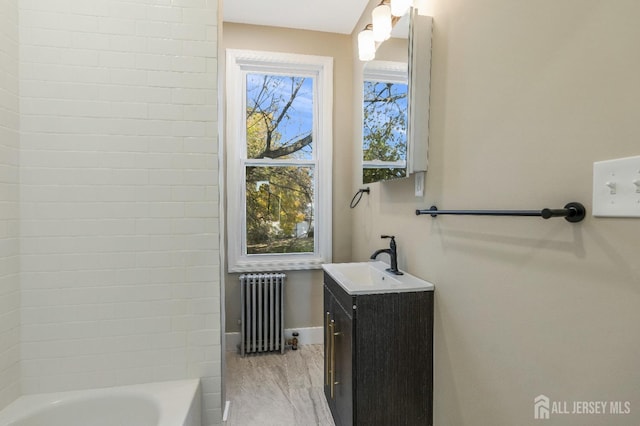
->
[[246, 74, 314, 160], [245, 166, 314, 255], [362, 80, 407, 182]]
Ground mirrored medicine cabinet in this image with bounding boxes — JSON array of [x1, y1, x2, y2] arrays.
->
[[361, 8, 432, 184]]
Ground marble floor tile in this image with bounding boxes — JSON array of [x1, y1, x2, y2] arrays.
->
[[287, 345, 325, 390], [225, 344, 335, 426], [290, 386, 334, 426]]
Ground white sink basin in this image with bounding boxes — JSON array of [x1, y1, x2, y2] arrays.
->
[[322, 261, 434, 295]]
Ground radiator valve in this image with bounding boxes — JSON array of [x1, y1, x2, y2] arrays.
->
[[287, 332, 299, 350]]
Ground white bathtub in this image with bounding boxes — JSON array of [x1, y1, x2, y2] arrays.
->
[[0, 379, 201, 426]]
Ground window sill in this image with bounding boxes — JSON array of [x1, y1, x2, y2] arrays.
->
[[228, 256, 329, 273]]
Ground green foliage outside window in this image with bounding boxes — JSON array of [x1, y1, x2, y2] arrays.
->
[[245, 74, 315, 254]]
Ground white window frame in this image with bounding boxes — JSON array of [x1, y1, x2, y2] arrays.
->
[[225, 49, 333, 273]]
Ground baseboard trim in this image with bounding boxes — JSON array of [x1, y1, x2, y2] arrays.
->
[[225, 326, 323, 352]]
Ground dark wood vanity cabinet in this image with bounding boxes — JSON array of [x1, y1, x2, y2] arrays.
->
[[323, 271, 434, 426]]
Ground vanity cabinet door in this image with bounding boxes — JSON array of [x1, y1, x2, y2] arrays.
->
[[323, 283, 354, 426], [331, 297, 353, 426], [323, 285, 331, 405]]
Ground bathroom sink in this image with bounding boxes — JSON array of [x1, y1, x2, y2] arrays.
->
[[322, 261, 434, 295]]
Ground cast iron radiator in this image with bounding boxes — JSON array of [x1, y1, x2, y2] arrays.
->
[[239, 273, 286, 355]]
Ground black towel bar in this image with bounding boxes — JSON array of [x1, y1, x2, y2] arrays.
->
[[415, 202, 586, 223]]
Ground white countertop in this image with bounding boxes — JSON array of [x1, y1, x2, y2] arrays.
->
[[322, 261, 435, 295]]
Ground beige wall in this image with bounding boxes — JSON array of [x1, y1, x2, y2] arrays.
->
[[352, 0, 640, 425], [221, 23, 353, 333]]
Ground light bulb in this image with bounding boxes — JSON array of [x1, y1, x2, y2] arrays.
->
[[358, 28, 375, 61], [372, 3, 392, 42], [390, 0, 411, 17]]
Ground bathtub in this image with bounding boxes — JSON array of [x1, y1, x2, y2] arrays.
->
[[0, 379, 201, 426]]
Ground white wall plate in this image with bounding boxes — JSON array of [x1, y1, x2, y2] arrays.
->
[[593, 156, 640, 217]]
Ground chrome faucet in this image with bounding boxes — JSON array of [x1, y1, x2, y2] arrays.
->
[[370, 235, 403, 275]]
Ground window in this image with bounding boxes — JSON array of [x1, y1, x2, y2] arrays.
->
[[226, 50, 333, 272]]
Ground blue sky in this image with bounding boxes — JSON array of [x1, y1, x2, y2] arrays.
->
[[246, 73, 314, 160]]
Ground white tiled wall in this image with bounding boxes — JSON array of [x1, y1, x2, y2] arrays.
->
[[0, 0, 21, 412], [18, 0, 221, 424]]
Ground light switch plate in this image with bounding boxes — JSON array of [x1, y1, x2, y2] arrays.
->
[[593, 155, 640, 217]]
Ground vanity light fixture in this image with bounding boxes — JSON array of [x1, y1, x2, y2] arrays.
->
[[358, 24, 376, 61], [372, 1, 392, 42], [359, 0, 428, 62]]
